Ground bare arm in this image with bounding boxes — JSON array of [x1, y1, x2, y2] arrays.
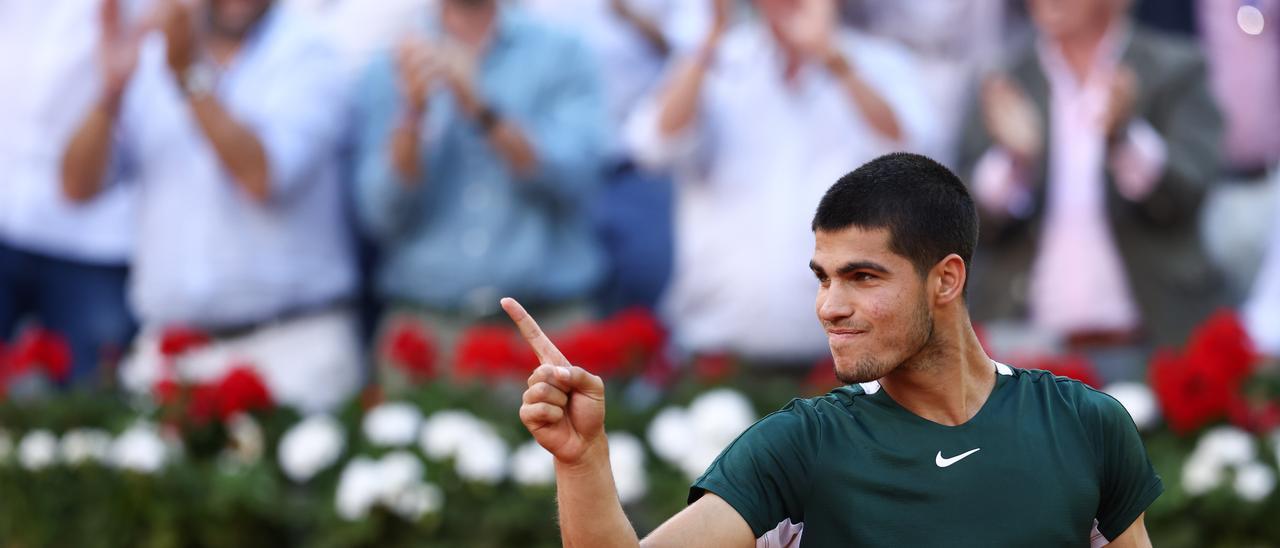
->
[[185, 93, 272, 203], [1104, 513, 1152, 548], [655, 0, 730, 137], [610, 0, 670, 57], [503, 298, 755, 548], [62, 95, 123, 203], [824, 51, 902, 142]]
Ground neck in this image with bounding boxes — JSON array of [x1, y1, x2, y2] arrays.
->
[[1056, 19, 1114, 81], [877, 314, 995, 427]]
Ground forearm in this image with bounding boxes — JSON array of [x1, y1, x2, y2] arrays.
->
[[656, 38, 717, 138], [555, 443, 640, 548], [487, 121, 539, 179], [617, 8, 670, 57], [826, 52, 902, 143], [187, 94, 272, 203], [390, 113, 426, 184], [61, 94, 122, 203]]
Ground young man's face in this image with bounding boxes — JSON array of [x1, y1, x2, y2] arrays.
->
[[811, 226, 934, 384]]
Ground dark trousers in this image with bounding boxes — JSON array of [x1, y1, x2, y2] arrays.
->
[[0, 240, 136, 385], [592, 164, 674, 315]]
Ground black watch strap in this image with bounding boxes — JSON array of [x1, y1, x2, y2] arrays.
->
[[477, 104, 500, 135]]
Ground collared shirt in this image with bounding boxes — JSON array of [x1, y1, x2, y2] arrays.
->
[[971, 23, 1167, 336], [524, 0, 675, 158], [625, 25, 935, 360], [0, 0, 141, 264], [354, 9, 607, 314], [118, 6, 355, 327]]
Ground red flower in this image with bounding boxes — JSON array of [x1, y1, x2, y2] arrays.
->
[[554, 324, 627, 377], [1029, 354, 1102, 389], [1184, 310, 1256, 389], [383, 321, 437, 381], [455, 326, 535, 379], [608, 308, 666, 358], [8, 328, 72, 381], [153, 378, 182, 406], [804, 357, 841, 394], [693, 353, 735, 384], [1149, 349, 1234, 434], [214, 365, 274, 420], [159, 327, 211, 358]]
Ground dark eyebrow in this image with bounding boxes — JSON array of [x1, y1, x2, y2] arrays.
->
[[809, 260, 891, 277], [835, 261, 890, 276]]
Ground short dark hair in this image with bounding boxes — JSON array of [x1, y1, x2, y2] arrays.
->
[[811, 152, 978, 289]]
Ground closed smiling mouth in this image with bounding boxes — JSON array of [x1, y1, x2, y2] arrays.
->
[[826, 329, 866, 337]]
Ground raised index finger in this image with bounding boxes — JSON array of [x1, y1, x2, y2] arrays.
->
[[500, 297, 568, 366]]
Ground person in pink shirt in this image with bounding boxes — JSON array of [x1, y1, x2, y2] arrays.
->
[[958, 0, 1224, 353]]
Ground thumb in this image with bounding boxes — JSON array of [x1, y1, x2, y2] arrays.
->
[[555, 365, 605, 401]]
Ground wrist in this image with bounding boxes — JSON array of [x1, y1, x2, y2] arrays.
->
[[554, 437, 610, 476], [178, 61, 219, 99], [822, 48, 852, 78]]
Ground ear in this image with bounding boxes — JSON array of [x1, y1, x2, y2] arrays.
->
[[931, 254, 967, 306]]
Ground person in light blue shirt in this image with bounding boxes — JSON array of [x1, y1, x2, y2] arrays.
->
[[62, 0, 359, 412], [354, 0, 607, 366]]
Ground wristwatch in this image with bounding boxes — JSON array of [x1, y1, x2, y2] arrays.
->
[[476, 104, 501, 135], [179, 62, 218, 98]]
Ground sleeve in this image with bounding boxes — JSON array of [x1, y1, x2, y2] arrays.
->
[[1081, 388, 1164, 542], [351, 54, 429, 241], [688, 400, 821, 538], [246, 33, 353, 202], [1116, 50, 1222, 228], [514, 37, 608, 207]]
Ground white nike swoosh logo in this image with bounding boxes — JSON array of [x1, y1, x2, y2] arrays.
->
[[935, 448, 981, 468]]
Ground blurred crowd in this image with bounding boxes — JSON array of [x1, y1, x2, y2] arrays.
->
[[1, 0, 1276, 411]]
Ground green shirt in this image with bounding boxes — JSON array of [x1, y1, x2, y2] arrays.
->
[[689, 363, 1162, 547]]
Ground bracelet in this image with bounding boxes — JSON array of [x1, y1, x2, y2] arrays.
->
[[477, 104, 500, 135]]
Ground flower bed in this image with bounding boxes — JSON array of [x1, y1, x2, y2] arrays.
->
[[0, 310, 1277, 547]]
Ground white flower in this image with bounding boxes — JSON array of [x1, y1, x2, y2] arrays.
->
[[279, 414, 346, 482], [646, 389, 757, 480], [18, 429, 58, 470], [510, 440, 555, 487], [608, 432, 648, 504], [688, 388, 756, 449], [679, 445, 724, 481], [387, 482, 443, 521], [363, 402, 424, 448], [419, 410, 486, 460], [224, 413, 264, 465], [378, 450, 426, 493], [0, 429, 12, 463], [646, 406, 693, 464], [1233, 461, 1276, 502], [1103, 382, 1158, 431], [455, 430, 508, 484], [335, 451, 434, 521], [60, 428, 114, 465], [335, 457, 383, 520], [1198, 426, 1256, 466], [1182, 452, 1224, 496], [110, 422, 168, 473]]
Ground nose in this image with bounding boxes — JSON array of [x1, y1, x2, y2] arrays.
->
[[816, 284, 854, 325]]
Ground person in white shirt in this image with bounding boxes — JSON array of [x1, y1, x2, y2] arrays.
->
[[524, 0, 682, 314], [625, 0, 934, 362], [0, 0, 146, 384], [62, 0, 359, 412]]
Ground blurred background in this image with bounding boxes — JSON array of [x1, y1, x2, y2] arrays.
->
[[0, 0, 1278, 546]]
